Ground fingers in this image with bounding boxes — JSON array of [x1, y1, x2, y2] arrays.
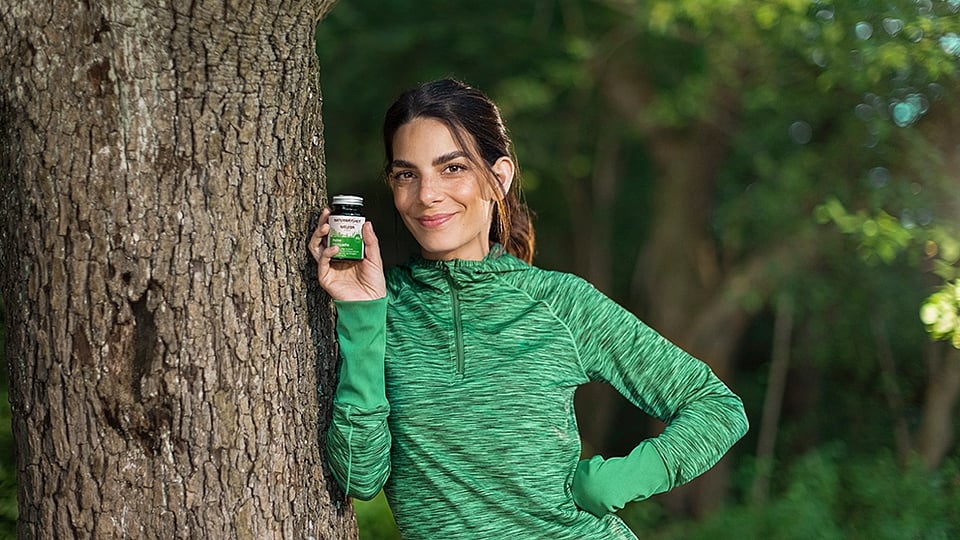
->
[[315, 245, 341, 282], [310, 209, 381, 270], [309, 208, 331, 262]]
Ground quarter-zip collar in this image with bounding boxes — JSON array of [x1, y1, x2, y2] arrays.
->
[[395, 244, 530, 377], [403, 244, 528, 290]]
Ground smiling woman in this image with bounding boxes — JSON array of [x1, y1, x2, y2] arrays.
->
[[308, 78, 748, 540], [381, 78, 535, 264], [387, 117, 515, 261]]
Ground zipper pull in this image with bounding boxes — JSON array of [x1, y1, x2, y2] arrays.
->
[[440, 261, 462, 290]]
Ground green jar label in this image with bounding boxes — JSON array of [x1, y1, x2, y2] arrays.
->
[[329, 215, 365, 260]]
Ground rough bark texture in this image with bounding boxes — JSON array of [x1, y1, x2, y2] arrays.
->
[[0, 1, 355, 538]]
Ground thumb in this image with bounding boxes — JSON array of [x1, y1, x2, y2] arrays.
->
[[362, 221, 383, 265]]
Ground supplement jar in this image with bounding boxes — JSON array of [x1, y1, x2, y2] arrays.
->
[[329, 195, 365, 260]]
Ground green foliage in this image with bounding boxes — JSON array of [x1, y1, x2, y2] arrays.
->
[[769, 247, 931, 451], [815, 197, 915, 265], [640, 448, 960, 540], [815, 196, 960, 346], [921, 280, 960, 347], [354, 490, 400, 540], [613, 0, 960, 115]]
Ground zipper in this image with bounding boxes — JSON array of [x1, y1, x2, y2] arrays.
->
[[441, 262, 465, 375]]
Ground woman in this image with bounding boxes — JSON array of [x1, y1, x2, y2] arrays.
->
[[309, 78, 748, 539]]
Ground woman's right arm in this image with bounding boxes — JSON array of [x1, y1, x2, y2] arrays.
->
[[310, 211, 391, 500], [325, 298, 392, 500]]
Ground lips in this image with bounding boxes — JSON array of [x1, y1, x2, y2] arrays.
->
[[417, 213, 454, 228]]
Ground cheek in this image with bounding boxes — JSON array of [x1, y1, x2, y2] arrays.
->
[[457, 177, 496, 203], [471, 186, 499, 216], [391, 186, 410, 211]]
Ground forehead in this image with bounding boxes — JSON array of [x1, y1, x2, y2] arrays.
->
[[392, 117, 469, 161]]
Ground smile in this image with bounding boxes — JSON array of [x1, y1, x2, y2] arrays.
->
[[417, 213, 454, 228]]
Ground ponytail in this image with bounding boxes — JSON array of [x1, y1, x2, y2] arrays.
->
[[491, 182, 535, 264]]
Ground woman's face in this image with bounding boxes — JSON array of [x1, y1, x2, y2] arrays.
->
[[389, 117, 513, 261]]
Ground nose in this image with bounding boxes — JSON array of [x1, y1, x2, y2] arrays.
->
[[417, 172, 443, 205]]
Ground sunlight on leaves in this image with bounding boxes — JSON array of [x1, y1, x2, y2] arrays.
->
[[920, 280, 960, 348]]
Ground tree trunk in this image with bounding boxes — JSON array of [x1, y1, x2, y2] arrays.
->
[[596, 38, 818, 517], [750, 295, 794, 505], [872, 314, 914, 464], [615, 83, 742, 519], [917, 345, 960, 470], [571, 113, 622, 453], [0, 1, 354, 538]]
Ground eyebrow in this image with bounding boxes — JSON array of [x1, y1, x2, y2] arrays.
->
[[433, 151, 470, 166], [390, 150, 471, 170]]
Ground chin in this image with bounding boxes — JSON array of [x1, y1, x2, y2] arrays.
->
[[413, 234, 453, 253], [419, 245, 455, 259], [414, 237, 463, 259]]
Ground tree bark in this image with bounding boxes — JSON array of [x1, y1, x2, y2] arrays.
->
[[0, 1, 354, 538]]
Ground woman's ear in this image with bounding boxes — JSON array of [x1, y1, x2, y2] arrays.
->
[[491, 156, 515, 195]]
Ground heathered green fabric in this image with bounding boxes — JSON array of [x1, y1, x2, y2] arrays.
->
[[326, 246, 748, 539]]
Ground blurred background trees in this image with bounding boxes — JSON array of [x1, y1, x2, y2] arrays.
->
[[314, 0, 960, 537]]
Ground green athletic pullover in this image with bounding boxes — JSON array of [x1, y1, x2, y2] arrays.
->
[[326, 246, 748, 539]]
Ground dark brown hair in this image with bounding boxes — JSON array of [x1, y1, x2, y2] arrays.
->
[[382, 78, 535, 264]]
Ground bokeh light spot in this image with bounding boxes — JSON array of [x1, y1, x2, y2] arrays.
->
[[892, 102, 913, 126], [868, 166, 890, 188], [812, 48, 827, 67], [941, 33, 960, 56], [882, 18, 904, 36], [855, 21, 874, 40], [928, 83, 945, 101], [910, 93, 929, 114], [789, 121, 812, 144], [902, 209, 916, 229], [886, 93, 930, 124]]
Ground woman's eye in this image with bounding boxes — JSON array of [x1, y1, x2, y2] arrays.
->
[[445, 163, 467, 174], [391, 170, 415, 182]]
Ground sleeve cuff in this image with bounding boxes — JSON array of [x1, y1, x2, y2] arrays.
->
[[572, 440, 672, 517], [333, 297, 388, 408]]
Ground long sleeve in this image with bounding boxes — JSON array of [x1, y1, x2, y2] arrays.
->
[[562, 277, 748, 515], [324, 297, 392, 500]]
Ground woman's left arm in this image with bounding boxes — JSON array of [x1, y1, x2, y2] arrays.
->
[[561, 277, 749, 517]]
